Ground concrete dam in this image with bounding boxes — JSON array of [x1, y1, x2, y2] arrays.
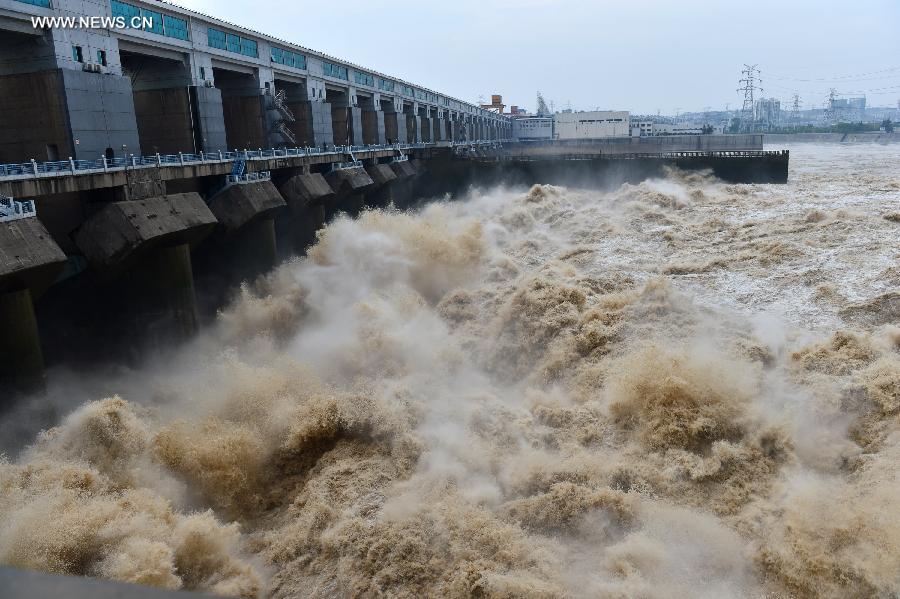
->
[[0, 0, 788, 396]]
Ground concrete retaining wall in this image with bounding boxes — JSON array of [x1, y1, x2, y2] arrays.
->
[[513, 134, 763, 155], [764, 132, 899, 144]]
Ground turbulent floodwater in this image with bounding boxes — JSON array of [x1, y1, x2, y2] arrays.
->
[[1, 143, 899, 598]]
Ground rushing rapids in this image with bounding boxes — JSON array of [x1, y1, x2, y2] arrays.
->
[[1, 143, 898, 598]]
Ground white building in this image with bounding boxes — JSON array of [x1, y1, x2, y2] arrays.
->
[[631, 121, 722, 136], [553, 111, 630, 139], [512, 117, 553, 140], [630, 120, 654, 137]]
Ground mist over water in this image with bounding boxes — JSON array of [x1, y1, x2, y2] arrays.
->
[[1, 143, 899, 597]]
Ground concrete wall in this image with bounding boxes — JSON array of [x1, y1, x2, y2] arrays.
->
[[513, 134, 763, 155], [61, 69, 141, 159], [0, 29, 58, 76], [0, 70, 72, 162], [190, 85, 227, 152], [384, 112, 399, 143], [132, 87, 195, 154], [331, 106, 349, 146], [291, 101, 333, 148], [222, 95, 265, 150], [554, 111, 630, 139], [406, 113, 419, 143], [764, 132, 900, 144], [0, 68, 141, 162], [361, 110, 379, 145], [512, 117, 553, 141]]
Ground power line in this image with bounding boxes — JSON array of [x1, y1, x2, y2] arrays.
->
[[766, 81, 900, 97], [763, 65, 900, 82]]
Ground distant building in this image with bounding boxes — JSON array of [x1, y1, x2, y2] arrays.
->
[[512, 117, 553, 140], [630, 121, 716, 136], [553, 111, 630, 139], [829, 96, 866, 122], [847, 97, 866, 110], [481, 94, 506, 114], [630, 120, 654, 137], [754, 98, 781, 130]]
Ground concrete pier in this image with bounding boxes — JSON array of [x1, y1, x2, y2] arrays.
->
[[232, 216, 278, 277], [207, 180, 286, 233], [389, 160, 417, 178], [364, 164, 397, 186], [0, 217, 67, 391], [123, 242, 199, 342], [0, 217, 68, 297], [208, 180, 285, 274], [324, 167, 375, 196], [277, 172, 335, 253], [72, 194, 216, 346], [364, 163, 398, 208], [279, 172, 335, 210], [0, 288, 45, 393], [74, 194, 217, 277]]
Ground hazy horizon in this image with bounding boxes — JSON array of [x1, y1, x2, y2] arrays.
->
[[175, 0, 900, 115]]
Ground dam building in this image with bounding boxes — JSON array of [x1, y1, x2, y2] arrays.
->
[[0, 0, 512, 393], [0, 0, 511, 163], [0, 0, 784, 397]]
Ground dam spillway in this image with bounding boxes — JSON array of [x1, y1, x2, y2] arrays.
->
[[0, 137, 788, 394]]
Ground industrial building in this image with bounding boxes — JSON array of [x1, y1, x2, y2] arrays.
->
[[553, 111, 630, 139], [512, 117, 553, 140], [481, 95, 506, 113]]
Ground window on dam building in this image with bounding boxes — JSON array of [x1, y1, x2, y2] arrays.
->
[[207, 27, 258, 57], [354, 71, 375, 87], [378, 79, 394, 92], [323, 62, 349, 80], [271, 47, 306, 70], [14, 0, 51, 7], [111, 0, 189, 41]]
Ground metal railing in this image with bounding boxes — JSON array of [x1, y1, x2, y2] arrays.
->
[[226, 170, 271, 184], [333, 161, 363, 170], [0, 196, 36, 222], [0, 140, 512, 182]]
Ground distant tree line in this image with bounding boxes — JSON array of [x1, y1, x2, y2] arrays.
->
[[749, 120, 894, 134]]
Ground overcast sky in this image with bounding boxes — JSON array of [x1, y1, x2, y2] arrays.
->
[[177, 0, 900, 114]]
